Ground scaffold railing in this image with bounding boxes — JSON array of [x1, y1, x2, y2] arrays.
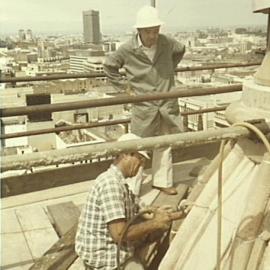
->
[[0, 85, 241, 118], [0, 62, 260, 83], [1, 121, 270, 171], [0, 105, 228, 139], [0, 62, 255, 148]]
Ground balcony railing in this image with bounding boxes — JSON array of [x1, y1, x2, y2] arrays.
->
[[0, 62, 260, 83], [0, 61, 263, 171], [0, 85, 241, 118], [0, 105, 229, 139], [2, 121, 270, 172]]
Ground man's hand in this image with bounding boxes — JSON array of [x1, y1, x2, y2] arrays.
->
[[157, 204, 177, 213], [142, 204, 186, 224], [152, 209, 172, 231]]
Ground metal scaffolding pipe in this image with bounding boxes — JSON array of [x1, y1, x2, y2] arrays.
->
[[2, 122, 269, 171], [1, 106, 227, 139], [175, 62, 260, 72], [0, 62, 260, 83], [181, 105, 227, 116], [267, 13, 270, 50], [1, 119, 130, 139], [0, 72, 105, 83], [0, 84, 242, 118]]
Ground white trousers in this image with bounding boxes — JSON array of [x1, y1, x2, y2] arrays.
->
[[127, 146, 173, 196], [152, 117, 174, 188], [129, 115, 175, 195], [127, 166, 144, 196], [123, 260, 145, 270], [152, 146, 173, 188]]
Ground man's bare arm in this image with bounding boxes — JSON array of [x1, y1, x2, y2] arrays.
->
[[108, 209, 182, 244]]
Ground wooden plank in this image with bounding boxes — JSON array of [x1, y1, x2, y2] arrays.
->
[[141, 180, 189, 269], [140, 174, 160, 206], [141, 189, 160, 206], [68, 258, 85, 270], [188, 157, 210, 178], [153, 183, 189, 208], [29, 224, 78, 270], [47, 202, 80, 236], [1, 262, 34, 270], [16, 205, 59, 259], [144, 230, 171, 270]]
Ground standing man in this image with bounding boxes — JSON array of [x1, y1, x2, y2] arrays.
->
[[75, 133, 176, 270], [103, 5, 185, 195]]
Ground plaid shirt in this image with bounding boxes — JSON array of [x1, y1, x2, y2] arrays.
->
[[75, 165, 138, 269]]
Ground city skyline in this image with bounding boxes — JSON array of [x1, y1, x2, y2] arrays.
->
[[0, 0, 267, 34]]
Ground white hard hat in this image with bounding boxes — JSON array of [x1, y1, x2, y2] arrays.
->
[[134, 5, 164, 29], [118, 133, 150, 159]]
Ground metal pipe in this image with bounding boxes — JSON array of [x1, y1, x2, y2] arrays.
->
[[0, 84, 242, 118], [175, 62, 260, 72], [2, 122, 269, 171], [1, 105, 228, 139], [1, 119, 130, 139], [181, 105, 227, 116], [267, 13, 270, 50], [0, 72, 105, 83], [0, 62, 260, 83]]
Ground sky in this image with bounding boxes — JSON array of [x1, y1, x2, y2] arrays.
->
[[0, 0, 267, 34]]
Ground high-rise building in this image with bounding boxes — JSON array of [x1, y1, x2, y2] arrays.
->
[[25, 29, 33, 41], [18, 29, 25, 41], [83, 10, 101, 44]]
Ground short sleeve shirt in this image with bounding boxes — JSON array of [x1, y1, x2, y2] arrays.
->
[[75, 165, 137, 269]]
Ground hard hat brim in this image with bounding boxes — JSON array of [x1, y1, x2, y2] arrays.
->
[[134, 20, 164, 29]]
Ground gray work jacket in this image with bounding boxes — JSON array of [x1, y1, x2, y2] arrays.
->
[[103, 34, 185, 137]]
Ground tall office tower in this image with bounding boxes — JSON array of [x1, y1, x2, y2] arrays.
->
[[82, 10, 101, 44], [18, 29, 25, 41], [26, 29, 33, 41]]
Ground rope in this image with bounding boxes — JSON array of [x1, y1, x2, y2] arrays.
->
[[115, 121, 270, 270], [179, 199, 212, 212], [232, 122, 270, 153], [216, 139, 226, 270], [216, 121, 270, 270]]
